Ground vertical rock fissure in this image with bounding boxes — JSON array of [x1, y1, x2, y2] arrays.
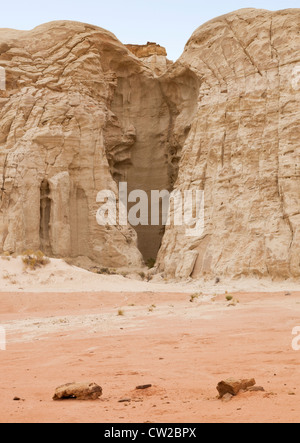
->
[[40, 180, 52, 255], [104, 66, 199, 264]]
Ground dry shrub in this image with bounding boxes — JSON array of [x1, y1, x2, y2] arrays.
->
[[22, 250, 50, 270], [146, 258, 156, 269], [1, 251, 11, 261]]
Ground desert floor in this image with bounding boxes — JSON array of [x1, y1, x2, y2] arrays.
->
[[0, 288, 299, 423]]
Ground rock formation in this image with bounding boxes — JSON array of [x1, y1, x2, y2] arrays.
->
[[157, 8, 300, 280], [217, 378, 256, 398], [0, 22, 148, 268], [126, 42, 170, 75], [1, 8, 300, 280], [0, 21, 196, 267]]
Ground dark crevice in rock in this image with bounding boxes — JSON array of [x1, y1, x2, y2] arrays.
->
[[104, 64, 200, 262]]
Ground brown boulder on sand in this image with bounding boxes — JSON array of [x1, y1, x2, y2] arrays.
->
[[53, 382, 102, 401], [217, 378, 256, 398]]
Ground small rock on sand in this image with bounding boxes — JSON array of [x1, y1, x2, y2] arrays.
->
[[53, 382, 102, 401], [136, 384, 152, 390], [247, 386, 265, 392], [217, 378, 256, 398]]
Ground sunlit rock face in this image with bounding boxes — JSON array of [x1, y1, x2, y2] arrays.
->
[[0, 21, 197, 267], [126, 42, 170, 75], [157, 8, 300, 279], [0, 21, 144, 267]]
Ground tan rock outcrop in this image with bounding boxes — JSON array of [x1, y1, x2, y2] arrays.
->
[[126, 42, 167, 58], [0, 22, 147, 268], [0, 22, 196, 266], [157, 8, 300, 280], [126, 42, 169, 75], [217, 378, 256, 398]]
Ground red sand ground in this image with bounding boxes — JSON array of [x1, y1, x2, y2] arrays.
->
[[0, 291, 299, 423]]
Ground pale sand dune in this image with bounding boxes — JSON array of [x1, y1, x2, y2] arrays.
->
[[0, 257, 300, 294]]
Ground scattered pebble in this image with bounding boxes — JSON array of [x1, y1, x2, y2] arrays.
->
[[136, 384, 152, 390], [247, 386, 265, 392]]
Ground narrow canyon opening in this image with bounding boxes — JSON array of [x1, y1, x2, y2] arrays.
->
[[104, 60, 200, 265], [105, 79, 171, 263]]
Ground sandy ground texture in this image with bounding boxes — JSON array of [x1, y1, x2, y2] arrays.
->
[[0, 287, 300, 423]]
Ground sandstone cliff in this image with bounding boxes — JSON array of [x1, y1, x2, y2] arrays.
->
[[1, 9, 300, 280], [0, 20, 197, 267], [157, 8, 300, 280]]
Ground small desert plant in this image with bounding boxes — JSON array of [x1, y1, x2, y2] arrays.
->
[[139, 272, 146, 280], [190, 293, 200, 303], [1, 251, 11, 261], [146, 258, 156, 269], [22, 250, 50, 270], [148, 304, 156, 312], [95, 267, 117, 275], [117, 309, 125, 316], [226, 294, 240, 307]]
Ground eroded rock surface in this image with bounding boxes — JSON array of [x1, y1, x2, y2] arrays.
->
[[157, 8, 300, 280], [0, 22, 144, 268], [126, 42, 169, 75], [0, 21, 196, 266]]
